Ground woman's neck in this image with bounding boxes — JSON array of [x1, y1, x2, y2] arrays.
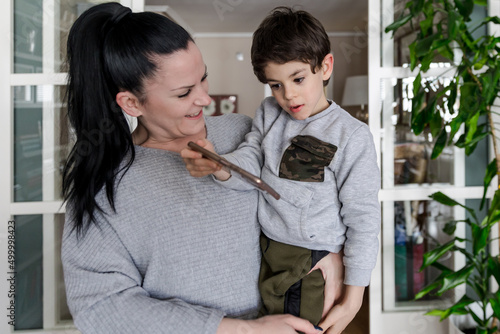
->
[[139, 129, 207, 153]]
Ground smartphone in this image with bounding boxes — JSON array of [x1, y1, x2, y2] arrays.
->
[[187, 141, 280, 200]]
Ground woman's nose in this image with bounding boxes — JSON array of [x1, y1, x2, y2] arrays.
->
[[196, 87, 212, 107]]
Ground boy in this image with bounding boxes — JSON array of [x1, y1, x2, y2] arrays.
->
[[183, 7, 380, 332]]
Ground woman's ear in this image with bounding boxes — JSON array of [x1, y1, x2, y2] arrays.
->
[[321, 53, 334, 80], [116, 91, 143, 117]]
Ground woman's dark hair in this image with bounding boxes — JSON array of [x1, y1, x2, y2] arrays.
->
[[251, 6, 331, 86], [62, 2, 193, 236]]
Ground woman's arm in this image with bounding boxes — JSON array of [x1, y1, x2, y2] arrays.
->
[[217, 315, 323, 334]]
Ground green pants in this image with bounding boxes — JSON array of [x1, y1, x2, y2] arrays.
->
[[258, 234, 328, 325]]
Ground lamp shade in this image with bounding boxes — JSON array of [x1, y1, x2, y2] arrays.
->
[[342, 75, 368, 107]]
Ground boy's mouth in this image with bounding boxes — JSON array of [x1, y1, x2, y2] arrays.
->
[[289, 105, 303, 113]]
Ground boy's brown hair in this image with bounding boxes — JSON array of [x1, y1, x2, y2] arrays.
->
[[251, 6, 331, 86]]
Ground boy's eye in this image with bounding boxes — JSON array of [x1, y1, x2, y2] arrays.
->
[[294, 77, 304, 83], [269, 83, 281, 90], [178, 90, 191, 98]]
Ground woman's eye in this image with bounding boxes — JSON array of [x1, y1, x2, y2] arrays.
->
[[201, 72, 208, 81], [178, 90, 191, 98]]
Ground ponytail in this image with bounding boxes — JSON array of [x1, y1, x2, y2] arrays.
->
[[62, 2, 193, 236]]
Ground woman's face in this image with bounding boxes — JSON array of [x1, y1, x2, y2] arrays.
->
[[138, 41, 211, 146]]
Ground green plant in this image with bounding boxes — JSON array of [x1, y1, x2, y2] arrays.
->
[[385, 0, 500, 333]]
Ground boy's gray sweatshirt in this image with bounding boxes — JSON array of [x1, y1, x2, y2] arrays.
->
[[222, 97, 381, 286]]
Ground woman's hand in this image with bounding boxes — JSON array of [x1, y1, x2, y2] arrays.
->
[[180, 139, 230, 180], [217, 315, 323, 334]]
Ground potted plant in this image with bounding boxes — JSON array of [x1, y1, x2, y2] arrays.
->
[[385, 0, 500, 333]]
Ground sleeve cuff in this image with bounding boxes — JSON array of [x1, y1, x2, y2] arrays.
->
[[344, 267, 373, 286]]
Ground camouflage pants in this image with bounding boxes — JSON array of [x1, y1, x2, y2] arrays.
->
[[258, 234, 328, 326]]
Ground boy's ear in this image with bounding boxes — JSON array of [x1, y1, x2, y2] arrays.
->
[[116, 91, 144, 117], [321, 53, 334, 80]]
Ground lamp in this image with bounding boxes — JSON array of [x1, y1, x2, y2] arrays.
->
[[342, 75, 368, 121]]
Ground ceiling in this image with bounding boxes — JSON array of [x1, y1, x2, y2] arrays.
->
[[144, 0, 368, 35]]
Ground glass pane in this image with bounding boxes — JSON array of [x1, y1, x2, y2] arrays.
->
[[381, 77, 455, 188], [387, 1, 454, 68], [13, 0, 109, 73], [13, 214, 71, 330], [13, 85, 71, 202], [14, 214, 43, 330], [393, 200, 455, 303], [14, 0, 43, 73]]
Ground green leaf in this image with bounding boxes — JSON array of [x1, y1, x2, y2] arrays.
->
[[409, 41, 418, 70], [431, 129, 448, 159], [447, 80, 458, 114], [385, 14, 412, 33], [454, 0, 474, 20], [420, 2, 435, 35], [414, 281, 441, 299], [465, 111, 480, 144], [430, 107, 443, 138], [421, 239, 456, 269], [420, 51, 435, 72], [460, 82, 480, 115], [488, 256, 500, 286], [464, 130, 490, 156], [483, 16, 500, 24], [449, 109, 467, 144], [413, 73, 422, 97], [430, 192, 462, 206], [443, 220, 458, 235], [470, 224, 489, 255], [411, 91, 430, 135], [415, 34, 439, 57], [473, 0, 487, 5], [425, 308, 449, 319], [425, 295, 474, 320], [448, 10, 461, 40], [437, 265, 475, 294], [492, 294, 500, 320], [430, 192, 478, 222], [480, 159, 497, 209], [437, 44, 454, 60], [411, 0, 425, 15]]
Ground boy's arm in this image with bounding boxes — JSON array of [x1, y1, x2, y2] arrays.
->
[[310, 252, 364, 334], [317, 285, 365, 334], [334, 125, 381, 287]]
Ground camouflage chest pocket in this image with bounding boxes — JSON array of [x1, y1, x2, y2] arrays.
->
[[279, 135, 337, 182]]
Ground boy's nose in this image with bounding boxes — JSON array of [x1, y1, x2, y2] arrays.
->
[[284, 86, 296, 100]]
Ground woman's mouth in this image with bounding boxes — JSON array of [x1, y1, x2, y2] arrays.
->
[[186, 110, 203, 119], [289, 105, 303, 113]]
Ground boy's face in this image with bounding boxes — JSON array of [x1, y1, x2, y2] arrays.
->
[[264, 54, 333, 120]]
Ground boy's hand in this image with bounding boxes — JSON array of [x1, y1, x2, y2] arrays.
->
[[181, 139, 230, 180], [309, 252, 344, 319], [318, 285, 365, 334]]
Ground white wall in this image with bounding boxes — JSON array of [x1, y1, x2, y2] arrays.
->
[[195, 34, 368, 118]]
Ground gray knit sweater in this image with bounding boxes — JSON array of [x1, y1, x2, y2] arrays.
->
[[222, 97, 381, 286], [62, 114, 261, 334]]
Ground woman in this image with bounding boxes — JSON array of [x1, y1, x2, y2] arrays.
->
[[61, 3, 341, 333]]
